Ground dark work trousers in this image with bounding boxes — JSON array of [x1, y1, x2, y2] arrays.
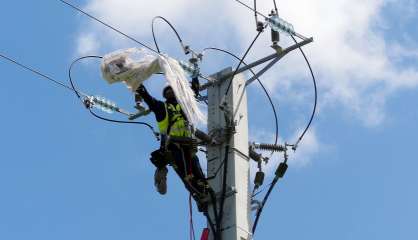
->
[[167, 143, 207, 197]]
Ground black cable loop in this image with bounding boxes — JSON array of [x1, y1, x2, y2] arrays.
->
[[69, 55, 103, 100], [88, 108, 156, 130], [68, 55, 157, 134], [290, 35, 317, 146], [152, 16, 184, 54]]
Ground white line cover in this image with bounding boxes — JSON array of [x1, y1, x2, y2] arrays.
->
[[101, 48, 205, 126]]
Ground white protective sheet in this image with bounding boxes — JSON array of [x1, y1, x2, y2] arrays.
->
[[101, 48, 205, 126]]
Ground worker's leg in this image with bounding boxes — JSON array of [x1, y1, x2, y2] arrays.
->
[[169, 144, 203, 195], [150, 149, 169, 195]]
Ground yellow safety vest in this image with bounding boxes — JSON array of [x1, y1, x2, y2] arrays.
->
[[157, 103, 191, 137]]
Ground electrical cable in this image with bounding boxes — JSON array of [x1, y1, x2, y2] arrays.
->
[[0, 52, 157, 133], [253, 0, 258, 25], [152, 16, 184, 54], [0, 53, 75, 92], [251, 182, 273, 198], [273, 0, 278, 12], [68, 55, 103, 100], [88, 108, 156, 130], [202, 47, 279, 152], [58, 0, 159, 54], [204, 211, 217, 239], [216, 145, 230, 240], [290, 35, 317, 147], [224, 31, 262, 97], [234, 0, 268, 19], [252, 171, 280, 234]]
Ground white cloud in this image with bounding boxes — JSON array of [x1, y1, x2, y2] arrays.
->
[[76, 33, 100, 56], [73, 0, 418, 127]]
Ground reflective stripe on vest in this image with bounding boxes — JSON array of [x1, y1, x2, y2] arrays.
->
[[157, 103, 191, 137]]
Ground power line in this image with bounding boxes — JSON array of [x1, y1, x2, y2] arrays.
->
[[0, 52, 157, 134], [0, 53, 74, 92], [234, 0, 268, 19], [58, 0, 158, 54]]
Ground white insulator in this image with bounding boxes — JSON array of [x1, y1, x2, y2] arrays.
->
[[180, 60, 199, 78], [91, 95, 117, 114], [267, 15, 295, 35]]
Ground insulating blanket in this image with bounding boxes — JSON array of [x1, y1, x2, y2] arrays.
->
[[100, 48, 205, 126]]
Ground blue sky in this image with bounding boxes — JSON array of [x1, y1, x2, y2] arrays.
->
[[1, 0, 418, 239]]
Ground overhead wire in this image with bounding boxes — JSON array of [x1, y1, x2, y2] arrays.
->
[[234, 0, 268, 19], [0, 52, 157, 133], [0, 53, 75, 92], [58, 0, 159, 54]]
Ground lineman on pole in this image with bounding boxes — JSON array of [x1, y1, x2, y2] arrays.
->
[[135, 80, 209, 212]]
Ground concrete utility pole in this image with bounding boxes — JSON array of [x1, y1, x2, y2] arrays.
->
[[206, 68, 251, 240], [202, 37, 313, 240]]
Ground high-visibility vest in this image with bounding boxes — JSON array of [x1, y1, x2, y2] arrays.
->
[[157, 103, 191, 137]]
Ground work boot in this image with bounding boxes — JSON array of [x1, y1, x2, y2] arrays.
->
[[154, 167, 168, 195]]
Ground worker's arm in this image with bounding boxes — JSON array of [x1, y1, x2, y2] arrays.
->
[[191, 77, 200, 98], [135, 85, 166, 122]]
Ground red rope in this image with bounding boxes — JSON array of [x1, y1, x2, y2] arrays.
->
[[187, 150, 195, 240], [189, 194, 196, 240]]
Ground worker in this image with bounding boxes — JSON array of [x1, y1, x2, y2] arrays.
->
[[135, 81, 208, 211]]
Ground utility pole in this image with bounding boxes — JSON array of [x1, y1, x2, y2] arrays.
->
[[203, 37, 313, 240], [206, 67, 251, 240]]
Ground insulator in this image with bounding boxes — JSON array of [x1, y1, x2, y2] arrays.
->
[[266, 15, 295, 36], [179, 60, 200, 78], [249, 148, 263, 162], [253, 143, 285, 152], [275, 162, 288, 178], [271, 28, 280, 44], [254, 171, 265, 189], [90, 95, 118, 114]]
